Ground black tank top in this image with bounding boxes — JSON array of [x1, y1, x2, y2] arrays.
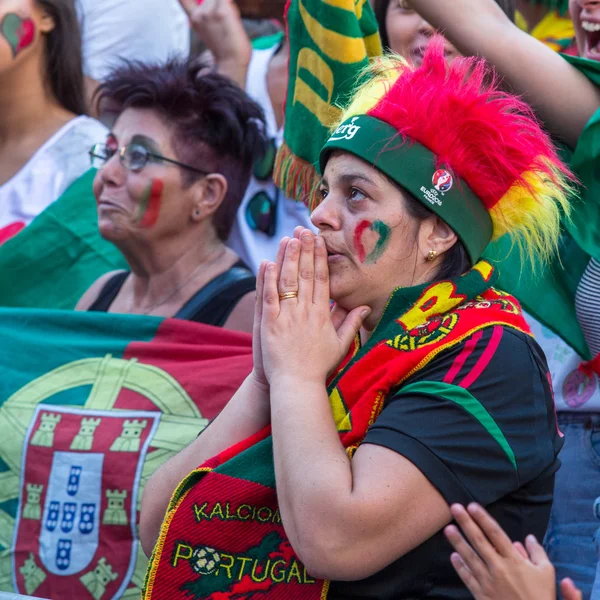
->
[[87, 260, 256, 327]]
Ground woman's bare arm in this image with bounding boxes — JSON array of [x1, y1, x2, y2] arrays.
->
[[410, 0, 600, 147], [139, 373, 270, 556]]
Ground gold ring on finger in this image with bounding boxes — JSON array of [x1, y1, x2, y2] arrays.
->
[[278, 291, 298, 300]]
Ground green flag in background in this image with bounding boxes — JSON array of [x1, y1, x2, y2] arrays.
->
[[0, 169, 127, 310], [274, 0, 382, 209], [485, 54, 600, 362]]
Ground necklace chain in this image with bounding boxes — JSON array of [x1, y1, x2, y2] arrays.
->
[[134, 248, 227, 315]]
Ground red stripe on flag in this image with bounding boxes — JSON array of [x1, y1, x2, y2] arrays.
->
[[0, 221, 25, 245], [443, 330, 483, 385], [459, 326, 504, 390]]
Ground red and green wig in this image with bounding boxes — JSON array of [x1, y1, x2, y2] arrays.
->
[[319, 42, 574, 266]]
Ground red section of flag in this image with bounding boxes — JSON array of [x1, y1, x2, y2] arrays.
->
[[119, 319, 253, 420], [0, 221, 25, 245]]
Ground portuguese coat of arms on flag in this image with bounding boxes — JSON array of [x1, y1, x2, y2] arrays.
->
[[0, 309, 252, 599]]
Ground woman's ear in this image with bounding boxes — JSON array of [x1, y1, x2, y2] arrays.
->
[[191, 174, 228, 222], [417, 214, 458, 261], [37, 7, 56, 34]]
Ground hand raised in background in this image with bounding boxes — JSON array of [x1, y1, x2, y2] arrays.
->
[[178, 0, 252, 87]]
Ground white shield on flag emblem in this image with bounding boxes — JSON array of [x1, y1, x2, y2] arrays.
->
[[39, 451, 103, 575], [13, 404, 160, 599]]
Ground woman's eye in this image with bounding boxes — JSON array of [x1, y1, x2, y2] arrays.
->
[[397, 0, 413, 9], [349, 188, 367, 202], [318, 188, 329, 200], [129, 147, 147, 163]]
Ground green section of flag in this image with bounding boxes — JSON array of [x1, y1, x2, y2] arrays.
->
[[252, 31, 284, 50], [0, 168, 127, 311], [0, 308, 159, 405], [274, 0, 382, 207], [485, 55, 600, 359]]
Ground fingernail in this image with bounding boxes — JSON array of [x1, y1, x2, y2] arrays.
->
[[267, 263, 276, 272], [526, 534, 537, 544], [301, 231, 312, 241], [361, 308, 371, 318], [315, 236, 324, 247]]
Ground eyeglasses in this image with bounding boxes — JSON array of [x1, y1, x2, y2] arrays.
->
[[89, 142, 208, 175], [245, 188, 279, 237]]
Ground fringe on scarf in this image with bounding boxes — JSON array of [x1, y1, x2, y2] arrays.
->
[[274, 142, 321, 211]]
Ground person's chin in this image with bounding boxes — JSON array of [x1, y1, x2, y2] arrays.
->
[[97, 217, 129, 243]]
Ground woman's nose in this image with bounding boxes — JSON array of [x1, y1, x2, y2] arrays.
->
[[310, 195, 341, 231], [99, 152, 126, 187]]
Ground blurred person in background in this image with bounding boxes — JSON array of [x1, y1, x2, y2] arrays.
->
[[77, 60, 266, 331], [374, 0, 516, 64], [517, 0, 578, 54], [0, 0, 107, 243], [76, 0, 190, 116], [570, 0, 600, 61], [179, 0, 316, 272]]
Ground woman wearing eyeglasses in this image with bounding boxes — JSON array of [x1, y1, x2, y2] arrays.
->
[[76, 60, 267, 331]]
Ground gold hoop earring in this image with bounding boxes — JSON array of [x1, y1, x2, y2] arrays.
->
[[427, 250, 437, 262]]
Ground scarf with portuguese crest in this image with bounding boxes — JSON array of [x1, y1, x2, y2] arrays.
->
[[143, 261, 531, 600]]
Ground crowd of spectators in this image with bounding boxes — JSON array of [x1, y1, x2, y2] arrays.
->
[[0, 0, 599, 598]]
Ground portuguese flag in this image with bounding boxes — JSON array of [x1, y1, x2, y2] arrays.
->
[[274, 0, 382, 209], [0, 308, 252, 599], [0, 168, 127, 311]]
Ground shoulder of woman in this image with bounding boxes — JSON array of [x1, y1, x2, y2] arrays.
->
[[75, 270, 127, 311], [222, 291, 256, 334], [401, 325, 545, 393]]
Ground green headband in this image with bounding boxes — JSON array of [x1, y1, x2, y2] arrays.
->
[[319, 115, 493, 263]]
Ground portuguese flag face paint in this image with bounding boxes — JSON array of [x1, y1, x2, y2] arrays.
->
[[0, 309, 252, 599], [1, 13, 35, 58], [353, 219, 392, 264], [136, 179, 164, 228]]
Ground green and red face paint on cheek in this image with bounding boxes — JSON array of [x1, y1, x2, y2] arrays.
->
[[353, 219, 391, 264], [1, 13, 35, 58], [136, 179, 164, 228]]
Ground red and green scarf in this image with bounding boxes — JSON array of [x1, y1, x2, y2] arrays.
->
[[143, 261, 531, 600]]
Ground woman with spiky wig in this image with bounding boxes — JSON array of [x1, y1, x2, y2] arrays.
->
[[141, 43, 574, 599]]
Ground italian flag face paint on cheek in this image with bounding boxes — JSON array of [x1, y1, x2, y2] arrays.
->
[[1, 14, 35, 58], [136, 179, 164, 228]]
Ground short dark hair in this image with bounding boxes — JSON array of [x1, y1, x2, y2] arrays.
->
[[400, 186, 472, 281], [38, 0, 86, 115], [96, 60, 268, 241], [374, 0, 515, 50]]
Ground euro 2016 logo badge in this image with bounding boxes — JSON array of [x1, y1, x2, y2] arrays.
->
[[432, 169, 453, 194]]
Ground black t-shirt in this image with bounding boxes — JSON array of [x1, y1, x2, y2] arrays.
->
[[329, 325, 563, 600]]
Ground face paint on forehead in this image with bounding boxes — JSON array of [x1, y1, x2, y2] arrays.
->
[[1, 13, 35, 59], [353, 219, 392, 264], [136, 179, 164, 229]]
